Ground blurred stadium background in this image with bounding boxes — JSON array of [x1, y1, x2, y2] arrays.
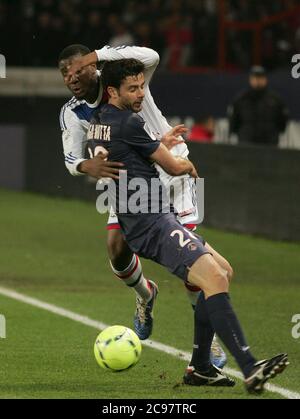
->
[[0, 0, 300, 399], [1, 0, 300, 240]]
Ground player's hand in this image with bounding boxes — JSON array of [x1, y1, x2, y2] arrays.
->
[[78, 154, 124, 180], [189, 162, 199, 179], [68, 52, 98, 79], [68, 57, 85, 79], [161, 124, 188, 150]]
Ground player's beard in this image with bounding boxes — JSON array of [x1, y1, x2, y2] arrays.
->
[[130, 100, 143, 113], [120, 97, 143, 113]]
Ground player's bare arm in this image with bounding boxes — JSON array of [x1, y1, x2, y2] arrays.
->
[[78, 154, 124, 180], [150, 143, 198, 178]]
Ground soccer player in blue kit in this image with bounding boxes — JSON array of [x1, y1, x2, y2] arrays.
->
[[86, 58, 288, 393]]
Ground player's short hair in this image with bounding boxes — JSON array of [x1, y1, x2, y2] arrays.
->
[[58, 44, 91, 64], [101, 59, 145, 90]]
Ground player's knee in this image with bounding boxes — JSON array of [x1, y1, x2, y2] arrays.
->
[[220, 258, 234, 283], [227, 264, 234, 282], [210, 266, 229, 293]]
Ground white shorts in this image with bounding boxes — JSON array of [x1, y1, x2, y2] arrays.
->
[[107, 174, 199, 230]]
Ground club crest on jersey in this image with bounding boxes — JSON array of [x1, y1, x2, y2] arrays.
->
[[87, 124, 111, 141]]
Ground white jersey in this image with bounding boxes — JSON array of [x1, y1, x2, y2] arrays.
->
[[60, 45, 189, 177]]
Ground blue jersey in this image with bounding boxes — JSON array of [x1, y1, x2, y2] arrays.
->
[[88, 104, 169, 240], [89, 104, 208, 282]]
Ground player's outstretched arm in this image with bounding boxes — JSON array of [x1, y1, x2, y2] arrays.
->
[[150, 143, 198, 178], [68, 46, 159, 85], [95, 45, 159, 65]]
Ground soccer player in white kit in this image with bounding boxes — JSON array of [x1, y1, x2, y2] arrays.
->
[[59, 44, 230, 367]]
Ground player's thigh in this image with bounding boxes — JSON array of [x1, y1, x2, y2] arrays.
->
[[187, 253, 229, 298], [204, 242, 234, 281]]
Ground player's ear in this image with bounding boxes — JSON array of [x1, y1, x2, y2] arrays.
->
[[107, 86, 118, 99]]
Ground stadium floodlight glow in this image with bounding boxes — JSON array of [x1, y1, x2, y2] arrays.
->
[[0, 315, 6, 339], [96, 172, 204, 224], [0, 54, 6, 79]]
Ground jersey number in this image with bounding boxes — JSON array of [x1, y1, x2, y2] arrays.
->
[[170, 229, 197, 248]]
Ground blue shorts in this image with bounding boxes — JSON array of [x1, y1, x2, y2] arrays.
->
[[123, 212, 210, 282]]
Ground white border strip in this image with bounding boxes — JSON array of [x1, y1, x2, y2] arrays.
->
[[0, 286, 299, 400]]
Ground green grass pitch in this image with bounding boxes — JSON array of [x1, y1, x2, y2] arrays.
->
[[0, 188, 299, 399]]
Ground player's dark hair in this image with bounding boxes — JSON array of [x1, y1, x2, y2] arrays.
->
[[101, 59, 145, 90], [58, 44, 91, 64]]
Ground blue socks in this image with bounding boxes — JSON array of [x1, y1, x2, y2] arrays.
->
[[205, 293, 256, 377], [190, 291, 214, 372]]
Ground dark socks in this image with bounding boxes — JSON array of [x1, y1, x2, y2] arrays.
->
[[205, 293, 256, 377], [190, 291, 214, 372]]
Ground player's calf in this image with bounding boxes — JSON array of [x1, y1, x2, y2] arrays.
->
[[107, 229, 158, 339], [107, 229, 154, 302], [187, 255, 259, 388], [107, 228, 133, 270]]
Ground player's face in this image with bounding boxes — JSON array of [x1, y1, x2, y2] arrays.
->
[[59, 55, 97, 99], [118, 73, 145, 113]]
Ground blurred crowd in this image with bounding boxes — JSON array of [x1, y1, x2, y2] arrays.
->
[[1, 0, 300, 70]]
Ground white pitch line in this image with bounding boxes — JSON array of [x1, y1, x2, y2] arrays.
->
[[0, 286, 299, 400]]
